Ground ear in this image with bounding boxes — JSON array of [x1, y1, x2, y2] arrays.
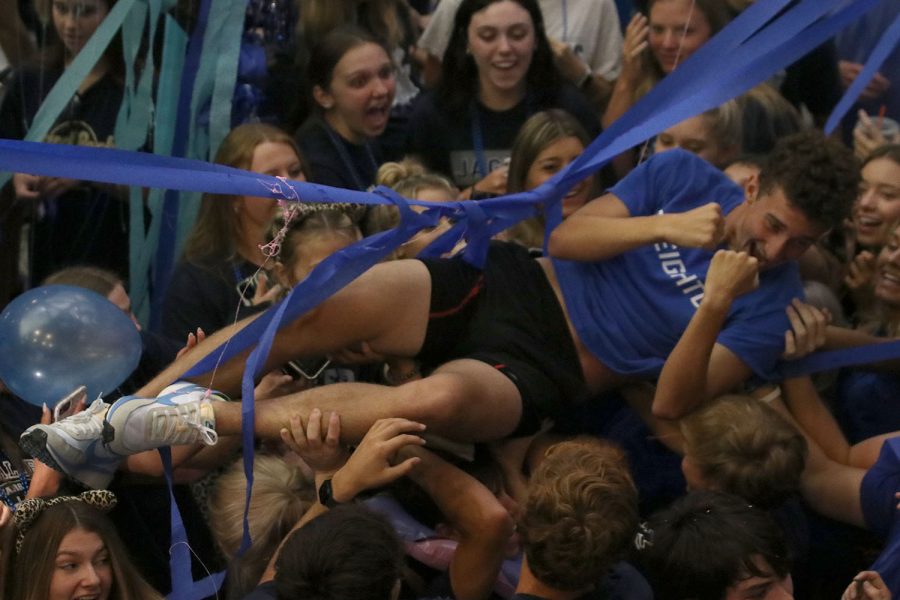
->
[[744, 172, 759, 203], [313, 85, 334, 111]]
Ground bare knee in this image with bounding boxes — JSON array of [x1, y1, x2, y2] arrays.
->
[[403, 374, 470, 425]]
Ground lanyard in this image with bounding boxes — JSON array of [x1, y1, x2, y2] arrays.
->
[[470, 94, 536, 179], [322, 119, 379, 192], [470, 102, 490, 179]]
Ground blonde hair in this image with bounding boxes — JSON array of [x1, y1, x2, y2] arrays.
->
[[209, 455, 315, 598], [680, 394, 807, 508], [366, 159, 458, 238]]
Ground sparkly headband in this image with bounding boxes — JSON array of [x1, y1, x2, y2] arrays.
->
[[13, 490, 117, 553]]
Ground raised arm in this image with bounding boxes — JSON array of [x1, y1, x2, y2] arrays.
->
[[400, 445, 514, 600], [652, 250, 757, 419], [547, 193, 724, 262], [260, 412, 426, 583]]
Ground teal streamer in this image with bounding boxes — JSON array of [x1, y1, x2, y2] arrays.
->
[[209, 0, 251, 154], [130, 15, 188, 321], [0, 0, 137, 187]]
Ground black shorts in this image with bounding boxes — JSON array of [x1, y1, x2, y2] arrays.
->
[[417, 242, 586, 435]]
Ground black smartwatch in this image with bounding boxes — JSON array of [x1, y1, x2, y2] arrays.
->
[[317, 478, 342, 508]]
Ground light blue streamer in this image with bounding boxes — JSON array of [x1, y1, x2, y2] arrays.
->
[[0, 0, 137, 187], [208, 0, 251, 154]]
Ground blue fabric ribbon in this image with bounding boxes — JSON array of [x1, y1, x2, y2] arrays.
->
[[824, 10, 900, 135], [1, 2, 898, 599]]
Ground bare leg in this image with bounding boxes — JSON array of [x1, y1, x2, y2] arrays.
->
[[139, 259, 432, 398], [211, 359, 524, 444]]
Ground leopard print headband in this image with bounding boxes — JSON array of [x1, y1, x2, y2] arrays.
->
[[13, 490, 117, 553]]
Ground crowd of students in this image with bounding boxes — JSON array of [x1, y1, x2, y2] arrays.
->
[[1, 0, 900, 599]]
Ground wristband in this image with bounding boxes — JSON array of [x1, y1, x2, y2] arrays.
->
[[317, 478, 342, 508]]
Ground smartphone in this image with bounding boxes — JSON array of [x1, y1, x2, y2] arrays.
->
[[53, 386, 87, 422]]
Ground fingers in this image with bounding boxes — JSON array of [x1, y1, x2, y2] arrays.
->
[[783, 330, 797, 359], [280, 414, 308, 454], [13, 173, 41, 200], [388, 456, 422, 478], [366, 417, 427, 441], [785, 298, 828, 356], [306, 407, 323, 444], [380, 432, 428, 456], [325, 411, 341, 447]]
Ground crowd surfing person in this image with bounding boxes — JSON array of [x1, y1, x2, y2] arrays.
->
[[21, 131, 860, 494], [406, 0, 599, 197], [295, 26, 396, 192], [0, 0, 130, 286], [163, 122, 306, 341]]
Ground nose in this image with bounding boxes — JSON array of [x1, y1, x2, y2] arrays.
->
[[497, 34, 513, 53], [858, 188, 877, 210], [81, 564, 102, 588], [765, 233, 790, 263], [372, 73, 393, 99], [61, 13, 77, 31], [662, 29, 678, 49]]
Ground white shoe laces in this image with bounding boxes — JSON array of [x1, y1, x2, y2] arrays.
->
[[149, 402, 218, 446], [58, 399, 108, 438]]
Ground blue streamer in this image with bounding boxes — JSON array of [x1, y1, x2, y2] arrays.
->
[[152, 0, 215, 332], [2, 4, 900, 600], [823, 10, 900, 134], [159, 447, 227, 599], [781, 340, 900, 378]]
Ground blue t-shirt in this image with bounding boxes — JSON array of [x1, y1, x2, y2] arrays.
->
[[861, 437, 900, 590], [554, 150, 801, 381]]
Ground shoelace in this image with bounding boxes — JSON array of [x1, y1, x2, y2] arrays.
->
[[59, 399, 108, 438], [149, 402, 218, 446]]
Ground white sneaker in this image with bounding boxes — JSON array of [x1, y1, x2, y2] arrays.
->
[[19, 399, 122, 489], [103, 382, 222, 456]]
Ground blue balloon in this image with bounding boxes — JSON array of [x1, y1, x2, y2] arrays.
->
[[0, 285, 142, 407]]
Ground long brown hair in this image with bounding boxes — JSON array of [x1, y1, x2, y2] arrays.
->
[[181, 123, 303, 264], [8, 501, 161, 600]]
